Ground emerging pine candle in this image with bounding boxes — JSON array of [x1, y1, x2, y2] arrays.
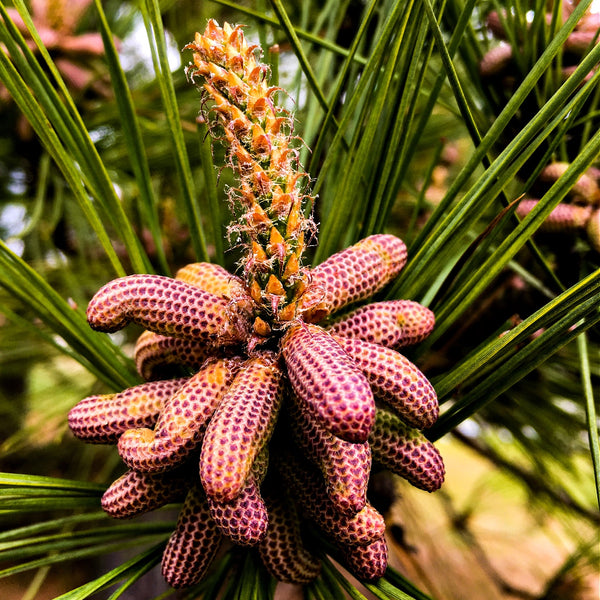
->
[[68, 19, 445, 589]]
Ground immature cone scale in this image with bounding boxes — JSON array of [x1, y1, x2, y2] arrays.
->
[[117, 357, 241, 473], [333, 336, 439, 429], [86, 274, 247, 345], [282, 323, 376, 443], [479, 2, 600, 255], [299, 234, 408, 323], [71, 19, 446, 590], [199, 352, 284, 503], [369, 408, 445, 492], [287, 394, 371, 515], [68, 378, 186, 443], [587, 209, 600, 252], [134, 330, 215, 381], [327, 299, 435, 349], [161, 486, 223, 589], [277, 453, 386, 548], [206, 473, 269, 546], [515, 163, 600, 252], [259, 490, 322, 583], [343, 537, 389, 581], [101, 469, 189, 519]]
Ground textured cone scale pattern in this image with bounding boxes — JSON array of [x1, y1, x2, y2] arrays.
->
[[369, 408, 445, 492], [299, 235, 407, 322], [101, 469, 188, 518], [161, 486, 223, 588], [259, 491, 321, 583], [587, 210, 600, 252], [175, 261, 246, 296], [68, 378, 185, 443], [539, 163, 600, 203], [69, 19, 445, 590], [288, 396, 370, 515], [514, 161, 600, 251], [283, 323, 375, 443], [175, 262, 254, 316], [117, 358, 241, 472], [342, 536, 388, 581], [200, 353, 283, 502], [278, 455, 386, 547], [516, 199, 594, 233], [87, 274, 246, 345], [328, 300, 435, 349], [207, 474, 269, 545], [134, 330, 215, 381], [334, 336, 439, 429]]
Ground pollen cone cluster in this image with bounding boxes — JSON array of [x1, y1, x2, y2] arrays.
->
[[480, 1, 599, 80], [479, 0, 600, 254], [69, 20, 445, 589], [515, 162, 600, 252]]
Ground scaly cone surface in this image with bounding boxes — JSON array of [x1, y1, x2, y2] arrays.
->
[[70, 19, 446, 590]]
